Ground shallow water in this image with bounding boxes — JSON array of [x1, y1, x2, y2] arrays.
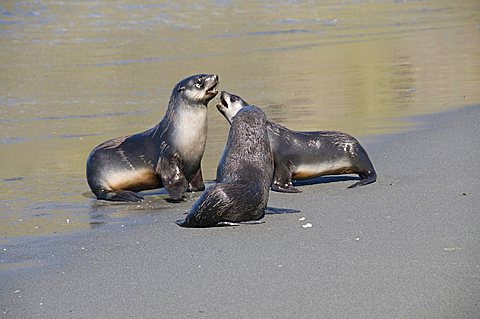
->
[[0, 0, 479, 241]]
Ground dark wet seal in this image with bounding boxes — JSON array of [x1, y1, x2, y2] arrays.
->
[[177, 105, 299, 228]]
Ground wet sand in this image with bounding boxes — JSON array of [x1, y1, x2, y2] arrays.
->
[[1, 105, 479, 318]]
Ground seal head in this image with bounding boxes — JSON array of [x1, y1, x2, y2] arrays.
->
[[175, 74, 219, 106], [216, 91, 249, 124]]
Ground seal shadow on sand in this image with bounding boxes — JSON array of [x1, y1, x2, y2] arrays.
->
[[292, 175, 361, 187], [265, 176, 359, 215], [81, 176, 354, 227]]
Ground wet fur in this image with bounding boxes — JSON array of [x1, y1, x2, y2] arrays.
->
[[216, 91, 376, 193], [86, 74, 218, 202], [177, 106, 273, 227]]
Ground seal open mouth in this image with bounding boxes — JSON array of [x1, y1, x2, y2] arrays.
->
[[220, 93, 228, 108], [205, 74, 219, 96], [216, 92, 228, 113], [206, 82, 218, 95]]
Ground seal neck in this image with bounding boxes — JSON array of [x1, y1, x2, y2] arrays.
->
[[167, 92, 208, 112]]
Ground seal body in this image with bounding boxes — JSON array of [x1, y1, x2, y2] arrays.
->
[[177, 105, 273, 227], [86, 74, 219, 202], [216, 91, 377, 193]]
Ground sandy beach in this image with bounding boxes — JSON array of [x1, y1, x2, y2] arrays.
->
[[1, 105, 479, 318]]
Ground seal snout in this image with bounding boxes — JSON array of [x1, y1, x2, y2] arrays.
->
[[205, 74, 219, 96], [219, 91, 229, 108]]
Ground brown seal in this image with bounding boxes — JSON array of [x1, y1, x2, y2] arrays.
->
[[216, 91, 376, 193], [86, 74, 219, 202]]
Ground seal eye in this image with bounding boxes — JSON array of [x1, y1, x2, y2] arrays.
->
[[195, 78, 204, 89], [230, 96, 238, 103]]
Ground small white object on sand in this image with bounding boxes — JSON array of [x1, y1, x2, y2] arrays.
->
[[302, 223, 312, 228]]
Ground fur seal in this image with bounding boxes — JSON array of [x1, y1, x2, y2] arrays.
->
[[176, 105, 273, 227], [86, 74, 219, 202], [216, 91, 377, 193]]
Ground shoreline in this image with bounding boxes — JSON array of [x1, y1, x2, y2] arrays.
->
[[1, 104, 479, 318], [0, 104, 473, 240]]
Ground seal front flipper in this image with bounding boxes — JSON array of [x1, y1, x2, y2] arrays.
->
[[187, 167, 205, 192], [158, 154, 188, 202], [271, 183, 302, 193], [271, 163, 301, 193], [98, 190, 144, 202], [265, 206, 301, 214], [271, 171, 301, 193]]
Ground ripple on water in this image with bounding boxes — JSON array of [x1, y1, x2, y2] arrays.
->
[[2, 177, 25, 182], [0, 109, 147, 123]]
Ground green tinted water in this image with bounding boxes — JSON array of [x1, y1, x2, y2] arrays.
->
[[1, 0, 479, 239]]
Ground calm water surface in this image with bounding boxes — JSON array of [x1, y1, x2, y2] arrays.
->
[[0, 0, 479, 244]]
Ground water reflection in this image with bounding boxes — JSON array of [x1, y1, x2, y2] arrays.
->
[[86, 190, 201, 231], [0, 0, 479, 239]]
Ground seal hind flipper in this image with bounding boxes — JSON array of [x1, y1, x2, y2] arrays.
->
[[238, 220, 265, 225], [175, 219, 190, 227], [176, 220, 264, 227], [348, 171, 377, 188], [178, 182, 265, 228], [215, 220, 265, 226], [101, 190, 144, 202], [215, 221, 240, 227], [265, 207, 301, 214]]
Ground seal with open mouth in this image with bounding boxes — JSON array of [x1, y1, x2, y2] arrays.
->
[[177, 105, 274, 227], [216, 91, 376, 192], [86, 74, 219, 202]]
